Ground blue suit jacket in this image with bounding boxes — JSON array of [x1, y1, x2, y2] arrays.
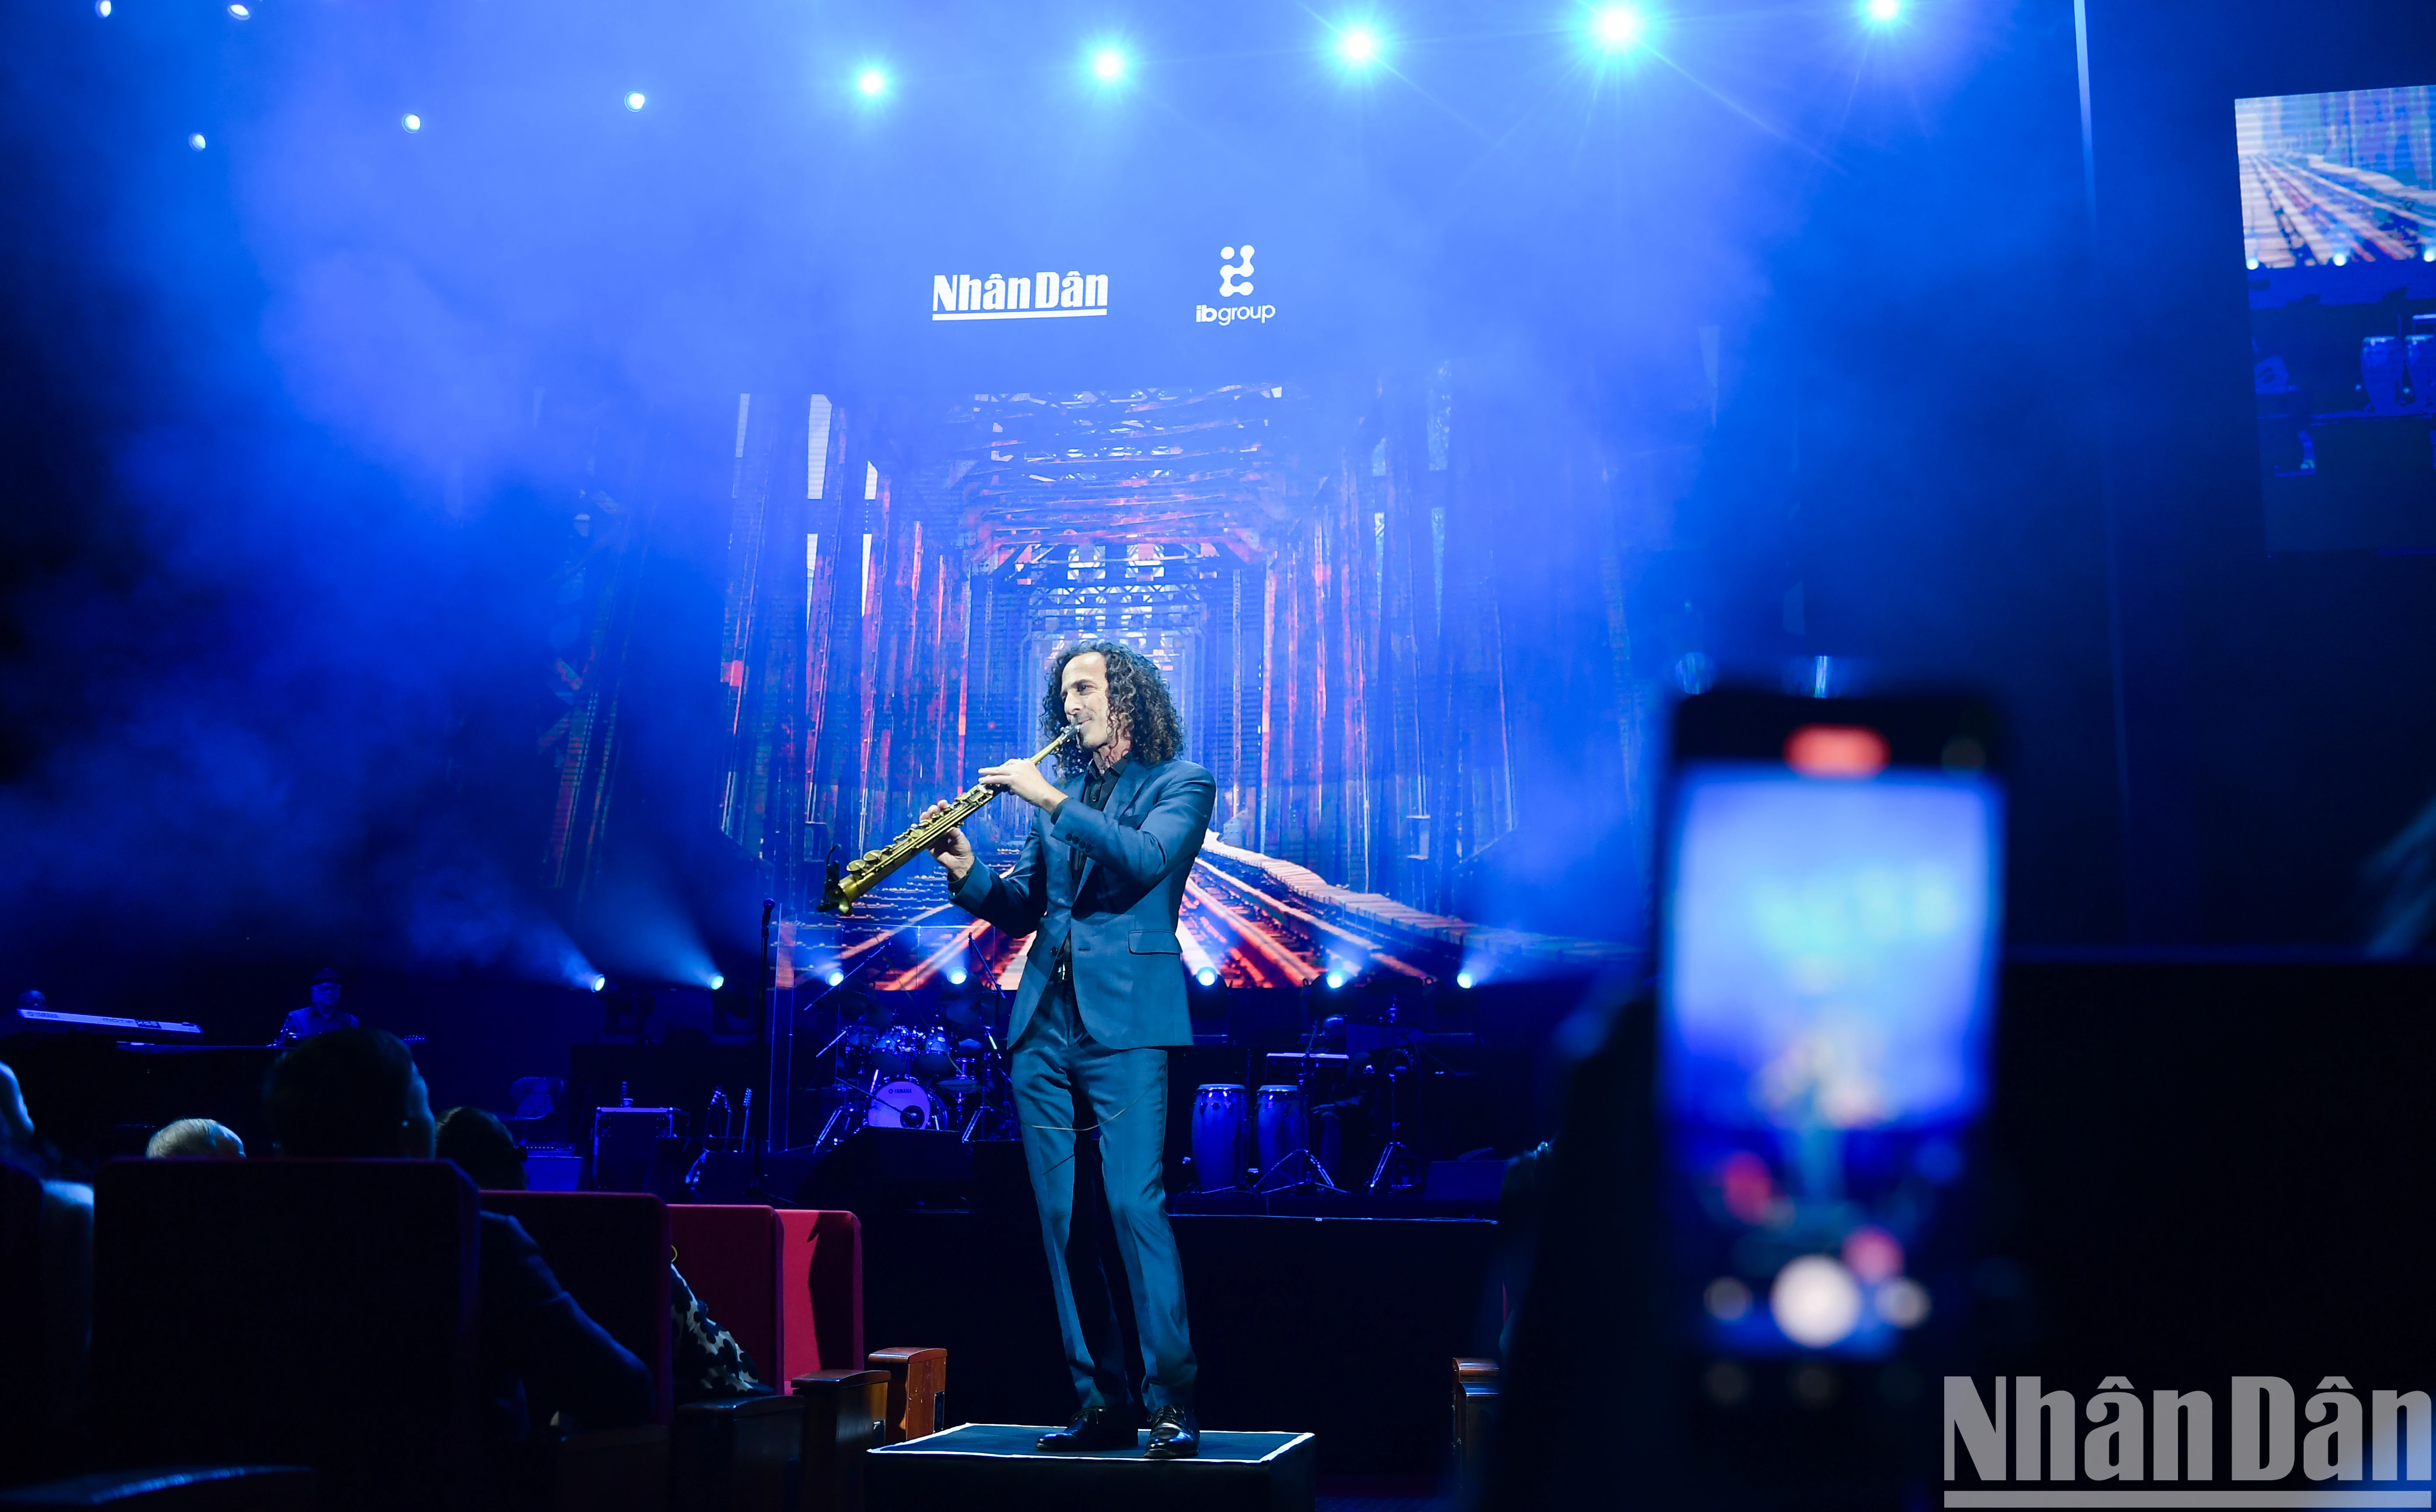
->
[[949, 754, 1215, 1051]]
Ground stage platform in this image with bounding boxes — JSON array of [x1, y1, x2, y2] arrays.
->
[[868, 1423, 1316, 1512]]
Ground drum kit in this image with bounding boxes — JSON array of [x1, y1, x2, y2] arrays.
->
[[812, 996, 1011, 1149]]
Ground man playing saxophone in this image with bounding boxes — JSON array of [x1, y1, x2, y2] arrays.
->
[[918, 637, 1213, 1460]]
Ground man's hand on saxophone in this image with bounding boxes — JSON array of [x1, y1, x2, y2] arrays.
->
[[919, 800, 978, 881]]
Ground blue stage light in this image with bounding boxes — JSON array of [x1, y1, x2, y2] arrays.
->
[[1863, 0, 1900, 21], [1456, 971, 1476, 989], [1325, 971, 1346, 989], [95, 0, 110, 15], [401, 114, 422, 133], [624, 91, 647, 112], [1092, 48, 1126, 83], [226, 3, 250, 17], [187, 133, 206, 151], [948, 970, 968, 985], [708, 973, 725, 990], [2424, 248, 2436, 262], [856, 68, 888, 98], [1336, 24, 1381, 67], [1591, 5, 1645, 49], [826, 968, 846, 987], [589, 974, 607, 993], [1196, 968, 1218, 987]]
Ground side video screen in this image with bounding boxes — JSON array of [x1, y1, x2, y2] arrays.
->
[[2239, 85, 2436, 550]]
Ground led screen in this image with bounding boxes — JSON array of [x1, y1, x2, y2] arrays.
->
[[1660, 765, 2002, 1132], [2238, 85, 2436, 550]]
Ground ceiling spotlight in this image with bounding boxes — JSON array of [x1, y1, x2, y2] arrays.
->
[[1863, 0, 1900, 20], [95, 0, 112, 14], [856, 68, 888, 98], [708, 973, 725, 990], [1092, 48, 1126, 82], [1592, 5, 1645, 48], [624, 91, 647, 112], [1337, 24, 1380, 66], [401, 113, 422, 133], [187, 133, 207, 151], [227, 3, 250, 17]]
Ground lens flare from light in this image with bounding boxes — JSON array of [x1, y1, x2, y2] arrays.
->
[[1771, 1255, 1864, 1348], [1591, 5, 1644, 48], [624, 91, 647, 112], [1092, 48, 1126, 82], [1337, 24, 1380, 66], [857, 68, 888, 98], [1864, 0, 1900, 20], [1876, 1277, 1932, 1328]]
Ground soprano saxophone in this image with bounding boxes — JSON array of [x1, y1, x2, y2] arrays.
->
[[816, 726, 1077, 916]]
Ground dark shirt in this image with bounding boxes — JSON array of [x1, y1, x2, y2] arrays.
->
[[277, 1006, 357, 1043], [1052, 754, 1131, 983], [478, 1212, 654, 1440]]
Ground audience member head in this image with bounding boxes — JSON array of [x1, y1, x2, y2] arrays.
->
[[264, 1028, 435, 1157], [146, 1117, 246, 1159], [435, 1105, 527, 1189]]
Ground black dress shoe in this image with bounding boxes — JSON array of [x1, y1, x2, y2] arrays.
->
[[1143, 1405, 1200, 1460], [1037, 1406, 1139, 1453]]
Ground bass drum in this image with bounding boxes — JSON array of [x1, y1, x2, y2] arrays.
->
[[867, 1077, 945, 1131]]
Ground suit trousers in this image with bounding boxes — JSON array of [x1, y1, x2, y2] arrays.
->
[[1010, 981, 1197, 1414]]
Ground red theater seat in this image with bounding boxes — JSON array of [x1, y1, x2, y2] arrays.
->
[[667, 1205, 864, 1383], [87, 1159, 483, 1512]]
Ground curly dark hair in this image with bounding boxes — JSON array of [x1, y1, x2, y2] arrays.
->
[[1040, 638, 1184, 776]]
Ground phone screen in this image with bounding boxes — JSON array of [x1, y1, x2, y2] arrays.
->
[[1659, 696, 2002, 1361]]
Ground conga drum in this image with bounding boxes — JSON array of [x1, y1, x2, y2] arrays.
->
[[1255, 1084, 1309, 1177], [1191, 1084, 1247, 1192]]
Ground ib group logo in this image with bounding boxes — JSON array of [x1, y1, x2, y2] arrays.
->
[[1196, 242, 1276, 327]]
